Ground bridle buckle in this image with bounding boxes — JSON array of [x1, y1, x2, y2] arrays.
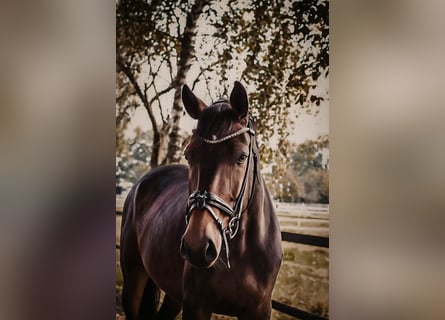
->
[[195, 191, 207, 210], [228, 217, 240, 239]]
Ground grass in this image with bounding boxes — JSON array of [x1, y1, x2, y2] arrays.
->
[[272, 242, 329, 319], [116, 209, 329, 319]]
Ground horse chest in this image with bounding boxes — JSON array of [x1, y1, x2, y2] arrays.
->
[[229, 269, 266, 301], [184, 262, 271, 313]]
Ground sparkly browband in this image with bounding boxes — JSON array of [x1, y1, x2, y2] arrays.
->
[[199, 127, 255, 144]]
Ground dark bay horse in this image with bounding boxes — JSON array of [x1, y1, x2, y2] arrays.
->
[[120, 81, 282, 319]]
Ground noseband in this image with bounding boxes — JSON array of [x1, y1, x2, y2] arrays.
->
[[185, 118, 257, 269]]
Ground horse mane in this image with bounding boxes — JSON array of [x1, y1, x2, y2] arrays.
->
[[195, 101, 239, 141]]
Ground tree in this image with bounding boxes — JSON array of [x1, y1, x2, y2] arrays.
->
[[116, 0, 329, 169], [215, 0, 329, 164], [117, 0, 211, 167], [292, 135, 329, 176], [116, 127, 152, 186], [266, 135, 329, 203]]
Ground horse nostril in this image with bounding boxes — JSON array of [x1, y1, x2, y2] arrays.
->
[[180, 236, 218, 267], [204, 240, 217, 264]]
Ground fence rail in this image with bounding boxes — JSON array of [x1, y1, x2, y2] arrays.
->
[[272, 300, 327, 320], [281, 231, 329, 248], [116, 210, 329, 320], [271, 231, 329, 320]]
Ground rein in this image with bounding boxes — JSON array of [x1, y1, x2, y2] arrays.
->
[[185, 118, 257, 269]]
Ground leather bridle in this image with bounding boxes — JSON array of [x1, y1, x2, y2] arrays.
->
[[185, 117, 258, 269]]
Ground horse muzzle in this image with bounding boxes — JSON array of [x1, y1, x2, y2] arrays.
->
[[180, 211, 222, 268], [180, 236, 218, 268]]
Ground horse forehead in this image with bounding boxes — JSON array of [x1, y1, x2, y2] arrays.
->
[[195, 145, 232, 168], [195, 113, 247, 144], [197, 106, 236, 133], [200, 103, 231, 119]]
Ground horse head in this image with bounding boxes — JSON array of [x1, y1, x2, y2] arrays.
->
[[179, 81, 255, 268]]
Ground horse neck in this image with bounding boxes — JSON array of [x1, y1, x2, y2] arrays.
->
[[241, 171, 276, 245]]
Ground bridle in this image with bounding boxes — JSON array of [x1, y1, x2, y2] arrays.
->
[[185, 117, 258, 269]]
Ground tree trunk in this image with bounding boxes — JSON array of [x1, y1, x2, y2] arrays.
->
[[164, 0, 210, 164], [150, 130, 161, 168], [164, 87, 183, 164]]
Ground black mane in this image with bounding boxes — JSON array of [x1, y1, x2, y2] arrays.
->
[[195, 101, 239, 140]]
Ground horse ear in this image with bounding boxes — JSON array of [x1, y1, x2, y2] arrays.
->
[[182, 84, 207, 120], [230, 81, 249, 120]]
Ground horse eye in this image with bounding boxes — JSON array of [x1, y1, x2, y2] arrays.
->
[[237, 154, 248, 164], [184, 153, 190, 162]]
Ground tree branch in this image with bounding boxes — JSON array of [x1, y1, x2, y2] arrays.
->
[[191, 60, 219, 90], [117, 54, 159, 134], [116, 104, 133, 126], [151, 80, 168, 124]]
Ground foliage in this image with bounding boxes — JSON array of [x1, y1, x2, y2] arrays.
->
[[116, 127, 190, 188], [215, 0, 329, 164], [266, 135, 329, 203], [292, 134, 329, 174], [116, 127, 151, 185], [116, 0, 329, 171]]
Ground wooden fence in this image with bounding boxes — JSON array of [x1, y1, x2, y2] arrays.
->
[[272, 231, 328, 320]]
